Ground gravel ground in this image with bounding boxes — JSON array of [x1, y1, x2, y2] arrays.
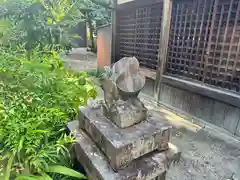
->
[[168, 128, 240, 180], [139, 95, 240, 180], [64, 48, 240, 180]]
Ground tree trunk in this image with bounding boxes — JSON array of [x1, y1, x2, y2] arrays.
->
[[87, 15, 95, 50]]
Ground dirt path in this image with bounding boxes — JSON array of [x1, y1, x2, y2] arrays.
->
[[61, 48, 97, 72], [64, 48, 240, 180]]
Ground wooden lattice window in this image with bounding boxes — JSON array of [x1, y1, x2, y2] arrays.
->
[[167, 0, 215, 80], [205, 0, 240, 92], [117, 0, 163, 70], [118, 9, 136, 57], [167, 0, 240, 93]]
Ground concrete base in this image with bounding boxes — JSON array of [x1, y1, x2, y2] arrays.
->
[[79, 106, 171, 170], [68, 121, 180, 180]]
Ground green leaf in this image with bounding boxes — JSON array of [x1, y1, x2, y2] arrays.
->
[[18, 136, 25, 153], [4, 153, 14, 180], [17, 135, 25, 162], [0, 152, 11, 161], [31, 130, 49, 134], [16, 175, 44, 180], [39, 171, 52, 180], [45, 165, 87, 179]]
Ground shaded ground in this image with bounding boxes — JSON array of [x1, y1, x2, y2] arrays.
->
[[64, 48, 240, 180], [140, 94, 240, 180]]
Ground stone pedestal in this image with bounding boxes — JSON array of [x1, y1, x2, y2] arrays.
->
[[68, 121, 180, 180], [68, 106, 181, 180], [79, 106, 171, 170], [109, 99, 147, 128]]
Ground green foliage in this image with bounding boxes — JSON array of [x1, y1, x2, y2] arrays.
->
[[88, 0, 112, 25], [0, 0, 113, 55], [0, 0, 112, 53], [0, 0, 108, 179], [0, 49, 96, 179], [45, 165, 87, 179], [16, 165, 87, 180], [0, 0, 85, 53]]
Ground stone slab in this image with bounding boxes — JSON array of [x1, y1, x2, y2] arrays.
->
[[88, 171, 166, 180], [68, 121, 180, 180], [79, 106, 171, 170]]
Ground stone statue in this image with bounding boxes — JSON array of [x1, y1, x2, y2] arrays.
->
[[70, 57, 181, 180], [99, 66, 119, 111], [99, 57, 147, 128]]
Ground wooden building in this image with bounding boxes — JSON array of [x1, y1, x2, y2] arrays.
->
[[99, 0, 240, 137]]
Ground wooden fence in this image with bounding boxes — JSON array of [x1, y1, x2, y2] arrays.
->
[[114, 0, 240, 94]]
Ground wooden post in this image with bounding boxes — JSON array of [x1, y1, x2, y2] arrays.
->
[[154, 0, 172, 100], [111, 0, 117, 64], [203, 0, 218, 83]]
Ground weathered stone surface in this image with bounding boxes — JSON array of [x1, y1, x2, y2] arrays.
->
[[154, 172, 166, 180], [109, 99, 147, 128], [79, 107, 171, 170], [88, 173, 166, 180], [68, 121, 179, 180], [100, 56, 147, 128]]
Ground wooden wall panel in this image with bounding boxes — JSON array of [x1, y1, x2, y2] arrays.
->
[[192, 94, 214, 123], [211, 101, 227, 128], [223, 106, 240, 134], [236, 119, 240, 136], [189, 93, 201, 117], [181, 92, 192, 115], [159, 82, 240, 136], [170, 86, 184, 110], [159, 83, 172, 105]]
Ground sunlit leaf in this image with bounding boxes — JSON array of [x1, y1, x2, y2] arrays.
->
[[39, 171, 52, 180], [45, 165, 87, 179], [16, 175, 44, 180], [4, 153, 14, 180]]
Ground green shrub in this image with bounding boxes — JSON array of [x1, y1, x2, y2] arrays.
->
[[0, 49, 96, 179]]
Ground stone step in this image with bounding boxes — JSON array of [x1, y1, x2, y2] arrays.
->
[[78, 106, 172, 170], [68, 121, 180, 180]]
